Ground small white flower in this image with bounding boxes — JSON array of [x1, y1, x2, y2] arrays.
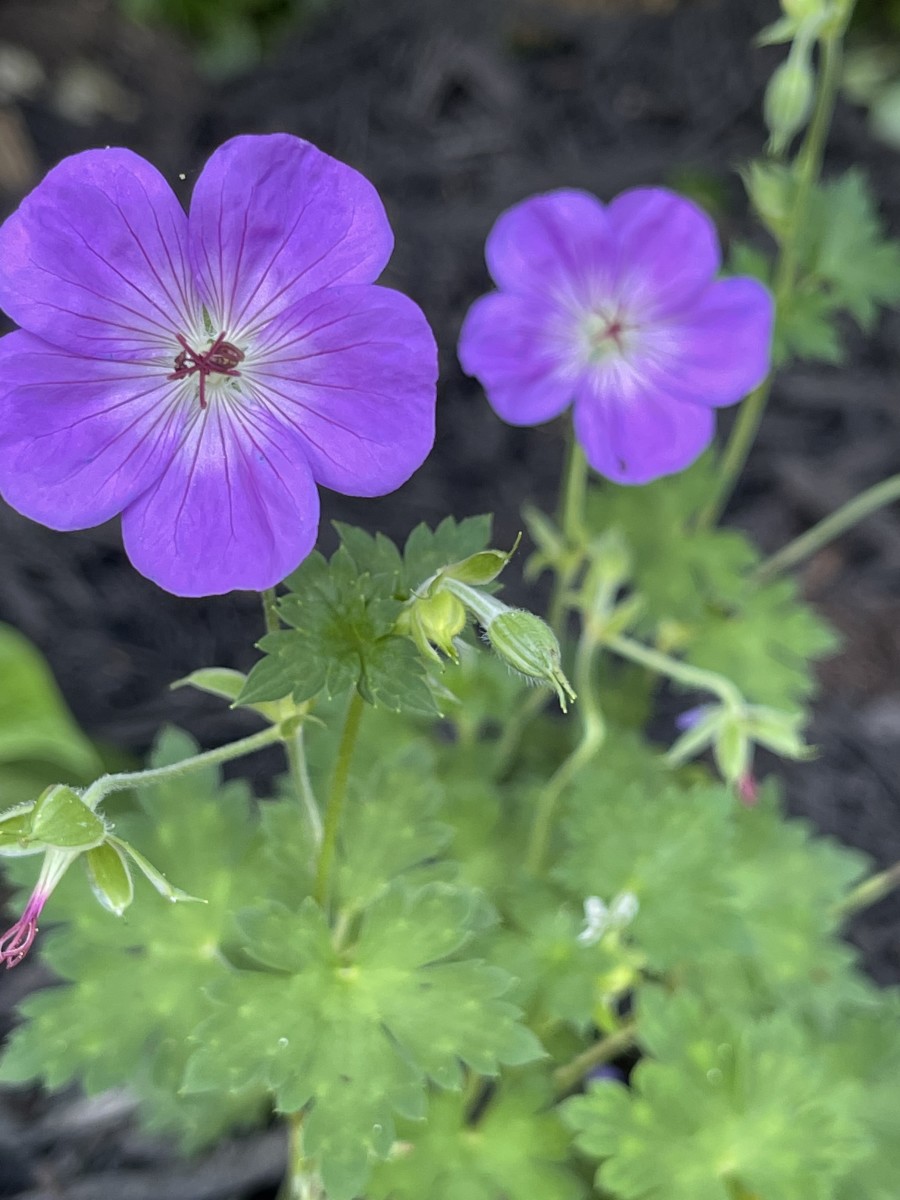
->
[[577, 891, 639, 946]]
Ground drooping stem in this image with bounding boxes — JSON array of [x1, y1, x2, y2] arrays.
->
[[838, 860, 900, 916], [81, 725, 284, 812], [314, 689, 366, 907], [525, 623, 606, 874], [756, 471, 900, 582], [553, 1021, 638, 1096], [605, 633, 744, 712], [261, 587, 281, 635], [701, 29, 847, 526]]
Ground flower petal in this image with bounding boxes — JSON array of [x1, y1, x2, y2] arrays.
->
[[188, 134, 394, 336], [573, 367, 714, 484], [638, 277, 774, 408], [0, 331, 188, 529], [607, 188, 721, 318], [247, 285, 436, 496], [485, 189, 615, 300], [458, 291, 578, 426], [0, 149, 194, 357], [120, 397, 320, 596]]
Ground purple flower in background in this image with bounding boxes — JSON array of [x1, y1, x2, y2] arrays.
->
[[458, 188, 773, 484], [0, 135, 437, 596]]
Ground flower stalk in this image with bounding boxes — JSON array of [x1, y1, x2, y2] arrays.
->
[[314, 690, 366, 908]]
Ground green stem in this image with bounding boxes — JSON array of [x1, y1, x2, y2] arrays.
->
[[82, 725, 284, 812], [756, 471, 900, 582], [314, 690, 365, 907], [548, 436, 590, 634], [286, 725, 323, 848], [605, 634, 744, 712], [701, 30, 846, 527], [525, 625, 606, 874], [277, 1113, 321, 1200], [491, 687, 549, 780], [838, 860, 900, 916], [553, 1021, 638, 1095], [261, 587, 281, 635]]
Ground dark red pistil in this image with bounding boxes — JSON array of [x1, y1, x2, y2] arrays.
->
[[169, 332, 245, 409]]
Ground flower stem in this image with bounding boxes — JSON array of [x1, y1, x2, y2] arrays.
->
[[605, 633, 744, 712], [701, 28, 846, 527], [314, 690, 365, 907], [756, 471, 900, 582], [261, 587, 281, 635], [525, 623, 605, 874], [548, 435, 590, 634], [553, 1021, 638, 1096], [82, 725, 284, 812], [286, 725, 323, 849], [837, 860, 900, 916]]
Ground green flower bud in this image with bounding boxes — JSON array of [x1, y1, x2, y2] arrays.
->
[[485, 610, 577, 712], [398, 589, 468, 662], [765, 50, 815, 154], [781, 0, 824, 19]]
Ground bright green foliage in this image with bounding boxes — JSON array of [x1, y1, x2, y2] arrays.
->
[[369, 1077, 586, 1200], [0, 623, 100, 804], [0, 729, 271, 1149], [238, 519, 493, 716], [740, 168, 900, 364], [718, 791, 872, 1020], [490, 885, 636, 1032], [565, 987, 871, 1200], [686, 573, 838, 708], [183, 884, 542, 1200], [336, 744, 452, 912], [597, 456, 755, 623], [558, 769, 743, 972], [801, 170, 900, 331], [594, 459, 837, 708]]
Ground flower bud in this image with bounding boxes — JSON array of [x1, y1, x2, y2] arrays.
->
[[485, 609, 576, 712], [765, 50, 815, 155], [397, 589, 468, 663]]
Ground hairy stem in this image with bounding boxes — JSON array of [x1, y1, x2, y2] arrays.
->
[[553, 1021, 638, 1095], [838, 860, 900, 916], [261, 586, 281, 635], [82, 725, 284, 812], [525, 625, 605, 874], [701, 30, 846, 526], [605, 633, 744, 712], [756, 471, 900, 582], [314, 690, 366, 907]]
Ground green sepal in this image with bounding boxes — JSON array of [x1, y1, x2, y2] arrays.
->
[[0, 803, 41, 857], [29, 785, 106, 850], [84, 841, 134, 916], [437, 533, 521, 588], [107, 835, 204, 905]]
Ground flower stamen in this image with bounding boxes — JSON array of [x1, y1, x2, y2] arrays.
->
[[168, 332, 245, 409], [0, 892, 45, 969]]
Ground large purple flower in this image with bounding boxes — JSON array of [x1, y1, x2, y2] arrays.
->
[[0, 134, 437, 596], [458, 188, 773, 484]]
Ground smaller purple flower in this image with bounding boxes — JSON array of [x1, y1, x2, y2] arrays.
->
[[0, 135, 437, 596], [458, 188, 774, 484]]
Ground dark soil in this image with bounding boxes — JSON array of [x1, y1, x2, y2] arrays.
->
[[0, 0, 898, 1195]]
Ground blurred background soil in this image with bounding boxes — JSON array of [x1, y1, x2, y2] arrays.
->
[[0, 0, 898, 1195]]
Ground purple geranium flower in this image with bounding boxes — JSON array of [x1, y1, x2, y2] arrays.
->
[[0, 134, 437, 596], [458, 188, 773, 484]]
